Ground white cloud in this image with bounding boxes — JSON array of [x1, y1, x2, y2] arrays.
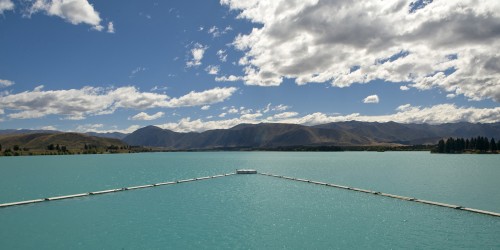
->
[[396, 104, 412, 112], [34, 85, 44, 91], [240, 112, 262, 120], [201, 105, 210, 110], [75, 123, 103, 131], [208, 26, 219, 37], [0, 86, 237, 120], [208, 25, 232, 38], [0, 0, 14, 14], [400, 85, 410, 91], [363, 95, 379, 104], [159, 117, 242, 133], [29, 0, 105, 31], [186, 43, 208, 67], [218, 112, 227, 118], [271, 112, 298, 119], [164, 87, 237, 108], [217, 49, 227, 62], [215, 75, 243, 82], [272, 104, 289, 112], [205, 65, 219, 75], [129, 67, 146, 78], [107, 21, 114, 33], [40, 125, 57, 130], [156, 104, 500, 132], [129, 111, 164, 121], [227, 107, 239, 114], [75, 124, 140, 134], [0, 79, 14, 88], [151, 85, 168, 92], [222, 0, 500, 101], [262, 103, 271, 113]]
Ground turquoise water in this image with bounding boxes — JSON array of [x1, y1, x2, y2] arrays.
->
[[0, 152, 499, 249]]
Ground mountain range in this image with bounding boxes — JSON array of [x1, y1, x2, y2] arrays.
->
[[122, 121, 500, 150], [1, 122, 498, 151]]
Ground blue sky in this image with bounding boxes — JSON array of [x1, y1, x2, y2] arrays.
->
[[0, 0, 499, 133]]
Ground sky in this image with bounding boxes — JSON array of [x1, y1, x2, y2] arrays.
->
[[0, 0, 499, 133]]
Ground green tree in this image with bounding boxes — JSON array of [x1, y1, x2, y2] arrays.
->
[[445, 138, 455, 153], [490, 138, 497, 152], [437, 139, 445, 153]]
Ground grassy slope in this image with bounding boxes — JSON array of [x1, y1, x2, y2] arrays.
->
[[0, 133, 127, 150]]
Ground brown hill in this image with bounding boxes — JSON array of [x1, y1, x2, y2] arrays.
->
[[0, 132, 127, 151]]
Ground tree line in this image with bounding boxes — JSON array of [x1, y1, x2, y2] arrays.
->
[[435, 136, 497, 153]]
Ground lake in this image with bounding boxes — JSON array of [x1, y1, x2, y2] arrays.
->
[[0, 152, 499, 249]]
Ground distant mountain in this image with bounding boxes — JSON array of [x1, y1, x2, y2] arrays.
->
[[314, 121, 500, 145], [0, 132, 127, 150], [123, 122, 500, 150], [0, 129, 60, 136], [0, 129, 128, 140], [85, 132, 128, 140]]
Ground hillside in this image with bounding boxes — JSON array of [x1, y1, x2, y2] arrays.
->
[[0, 132, 127, 151], [123, 122, 500, 150]]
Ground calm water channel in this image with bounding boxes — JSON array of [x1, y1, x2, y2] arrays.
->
[[0, 152, 499, 249]]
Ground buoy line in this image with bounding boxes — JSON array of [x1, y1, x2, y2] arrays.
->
[[0, 173, 236, 208], [259, 172, 500, 218]]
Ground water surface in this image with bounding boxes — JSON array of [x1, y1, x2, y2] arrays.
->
[[0, 152, 499, 249]]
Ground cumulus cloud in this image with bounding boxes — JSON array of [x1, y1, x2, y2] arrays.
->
[[240, 112, 262, 120], [75, 124, 140, 134], [271, 111, 298, 119], [186, 43, 208, 67], [0, 86, 237, 120], [39, 125, 57, 130], [75, 123, 104, 131], [272, 104, 289, 112], [0, 79, 14, 88], [446, 93, 456, 99], [129, 111, 164, 121], [215, 75, 243, 82], [259, 103, 290, 114], [396, 104, 412, 112], [107, 21, 114, 33], [201, 105, 210, 110], [0, 0, 14, 14], [208, 25, 232, 38], [29, 0, 105, 31], [205, 65, 219, 75], [164, 87, 237, 108], [156, 104, 500, 132], [400, 85, 410, 91], [159, 117, 242, 133], [222, 0, 500, 101], [363, 95, 379, 104], [227, 107, 239, 114], [217, 49, 227, 62]]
